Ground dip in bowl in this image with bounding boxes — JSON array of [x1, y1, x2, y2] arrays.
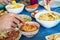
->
[[35, 10, 60, 28], [20, 22, 40, 38]]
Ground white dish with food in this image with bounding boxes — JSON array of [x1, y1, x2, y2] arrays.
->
[[20, 22, 40, 38], [25, 4, 38, 12], [19, 14, 32, 22], [46, 33, 60, 40], [35, 10, 60, 28], [6, 3, 24, 14]]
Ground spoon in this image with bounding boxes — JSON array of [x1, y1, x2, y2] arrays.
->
[[44, 4, 56, 19]]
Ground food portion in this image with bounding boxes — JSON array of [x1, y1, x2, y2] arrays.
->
[[26, 4, 38, 9], [20, 22, 39, 32], [38, 12, 60, 21], [46, 33, 60, 40], [19, 15, 32, 22], [7, 1, 22, 9], [0, 30, 20, 40]]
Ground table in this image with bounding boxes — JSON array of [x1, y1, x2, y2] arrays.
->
[[20, 6, 60, 40]]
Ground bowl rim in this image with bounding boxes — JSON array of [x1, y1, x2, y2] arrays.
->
[[35, 10, 60, 22]]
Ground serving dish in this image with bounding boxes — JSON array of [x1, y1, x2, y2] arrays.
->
[[46, 33, 60, 40], [20, 22, 40, 38], [5, 1, 24, 14], [19, 14, 32, 22], [35, 10, 60, 28]]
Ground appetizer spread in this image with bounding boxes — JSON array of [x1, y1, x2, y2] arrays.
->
[[38, 12, 60, 21], [0, 0, 59, 39], [46, 33, 60, 40], [20, 22, 38, 32]]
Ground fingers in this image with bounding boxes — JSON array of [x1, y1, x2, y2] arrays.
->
[[9, 13, 24, 23], [11, 23, 17, 28], [13, 18, 20, 25], [9, 13, 24, 27], [3, 0, 9, 5], [14, 15, 24, 23], [44, 0, 51, 5]]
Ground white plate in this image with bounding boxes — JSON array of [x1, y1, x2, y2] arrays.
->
[[45, 33, 60, 40], [39, 0, 60, 8]]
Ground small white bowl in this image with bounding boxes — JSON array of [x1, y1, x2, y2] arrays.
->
[[25, 6, 38, 12], [35, 10, 60, 28], [5, 3, 24, 14], [19, 14, 32, 22], [20, 22, 40, 38]]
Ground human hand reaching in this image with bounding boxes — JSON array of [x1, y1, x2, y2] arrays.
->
[[0, 13, 24, 32], [0, 0, 12, 5], [44, 0, 53, 5]]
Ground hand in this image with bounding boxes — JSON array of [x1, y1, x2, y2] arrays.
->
[[0, 13, 24, 32], [44, 0, 53, 5], [0, 0, 12, 5]]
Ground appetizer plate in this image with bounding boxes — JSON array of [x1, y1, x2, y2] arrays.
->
[[45, 33, 60, 40], [39, 0, 60, 8]]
